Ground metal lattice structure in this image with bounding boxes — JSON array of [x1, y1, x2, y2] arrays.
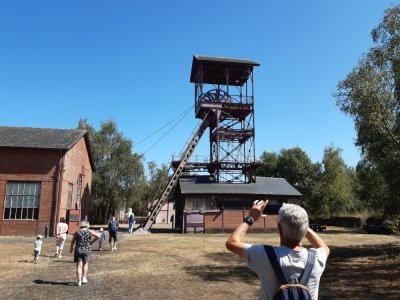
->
[[137, 55, 260, 232], [184, 55, 261, 183]]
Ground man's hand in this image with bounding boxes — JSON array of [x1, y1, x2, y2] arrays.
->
[[226, 199, 269, 259], [248, 199, 268, 221]]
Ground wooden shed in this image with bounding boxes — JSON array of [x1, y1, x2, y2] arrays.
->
[[0, 126, 94, 236], [175, 175, 302, 233]]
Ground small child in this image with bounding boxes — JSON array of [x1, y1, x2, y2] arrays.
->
[[98, 228, 106, 251], [34, 235, 43, 264]]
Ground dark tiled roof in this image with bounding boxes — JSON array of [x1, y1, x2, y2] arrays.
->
[[178, 176, 302, 197], [193, 55, 260, 66], [190, 55, 260, 85], [0, 126, 87, 150]]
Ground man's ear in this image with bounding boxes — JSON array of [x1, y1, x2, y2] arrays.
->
[[278, 223, 282, 235]]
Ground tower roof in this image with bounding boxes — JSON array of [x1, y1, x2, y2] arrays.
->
[[190, 55, 260, 86]]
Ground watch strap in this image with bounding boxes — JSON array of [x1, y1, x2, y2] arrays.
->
[[243, 216, 254, 225]]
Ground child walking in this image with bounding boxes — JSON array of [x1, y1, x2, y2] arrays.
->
[[98, 228, 106, 251], [34, 235, 43, 264]]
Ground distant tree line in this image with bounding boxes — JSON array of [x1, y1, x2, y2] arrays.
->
[[256, 146, 357, 219]]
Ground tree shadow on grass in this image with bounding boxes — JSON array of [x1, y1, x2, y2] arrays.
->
[[328, 242, 400, 260], [33, 279, 74, 286], [320, 243, 400, 299], [184, 251, 258, 284]]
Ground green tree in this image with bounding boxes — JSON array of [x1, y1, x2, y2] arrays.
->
[[276, 147, 321, 204], [257, 147, 321, 207], [355, 159, 389, 213], [78, 119, 145, 222], [316, 146, 356, 218], [334, 5, 400, 214], [256, 151, 278, 177]]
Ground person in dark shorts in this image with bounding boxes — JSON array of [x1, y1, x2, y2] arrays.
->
[[108, 216, 119, 251], [70, 220, 100, 286]]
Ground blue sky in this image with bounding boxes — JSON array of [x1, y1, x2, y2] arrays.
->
[[1, 1, 397, 168]]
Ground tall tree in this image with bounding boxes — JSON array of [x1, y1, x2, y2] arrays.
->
[[142, 162, 170, 210], [257, 147, 320, 206], [276, 147, 321, 203], [334, 5, 400, 214], [355, 159, 389, 213], [78, 119, 145, 222], [316, 146, 356, 218], [256, 151, 278, 177]]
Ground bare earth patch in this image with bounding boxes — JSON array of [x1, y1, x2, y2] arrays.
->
[[0, 226, 399, 299]]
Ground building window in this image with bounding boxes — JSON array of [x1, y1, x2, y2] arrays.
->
[[67, 183, 73, 209], [75, 176, 82, 209], [185, 196, 217, 210], [4, 182, 41, 220], [223, 196, 244, 210]]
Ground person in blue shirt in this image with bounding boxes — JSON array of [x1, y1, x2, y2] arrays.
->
[[108, 216, 119, 251], [128, 213, 135, 234]]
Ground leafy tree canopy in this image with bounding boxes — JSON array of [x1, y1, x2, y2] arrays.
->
[[257, 147, 320, 204], [334, 4, 400, 214], [78, 118, 145, 222]]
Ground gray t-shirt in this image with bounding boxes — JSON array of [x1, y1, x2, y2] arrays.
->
[[244, 244, 327, 300]]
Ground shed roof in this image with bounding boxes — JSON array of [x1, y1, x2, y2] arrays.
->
[[0, 126, 95, 170], [178, 176, 302, 197]]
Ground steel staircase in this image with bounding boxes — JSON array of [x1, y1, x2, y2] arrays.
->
[[136, 112, 210, 232]]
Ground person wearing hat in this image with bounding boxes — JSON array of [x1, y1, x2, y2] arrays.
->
[[98, 228, 106, 251], [70, 220, 100, 286], [33, 235, 43, 264]]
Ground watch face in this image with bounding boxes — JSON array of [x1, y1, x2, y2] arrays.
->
[[245, 217, 254, 225]]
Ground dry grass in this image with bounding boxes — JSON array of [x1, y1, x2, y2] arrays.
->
[[0, 226, 399, 299]]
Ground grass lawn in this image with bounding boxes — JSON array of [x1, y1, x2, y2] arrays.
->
[[0, 226, 399, 299]]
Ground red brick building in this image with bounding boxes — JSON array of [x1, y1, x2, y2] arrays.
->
[[175, 176, 302, 233], [0, 126, 94, 236]]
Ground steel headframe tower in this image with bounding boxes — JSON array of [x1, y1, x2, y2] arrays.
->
[[137, 55, 260, 233], [190, 55, 261, 183]]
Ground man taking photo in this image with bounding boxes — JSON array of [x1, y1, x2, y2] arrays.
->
[[226, 200, 330, 300]]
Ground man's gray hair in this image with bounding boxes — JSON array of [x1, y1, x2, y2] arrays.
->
[[80, 220, 90, 228], [278, 203, 309, 241]]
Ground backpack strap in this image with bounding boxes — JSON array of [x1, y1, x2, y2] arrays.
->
[[264, 245, 289, 284], [299, 249, 316, 285]]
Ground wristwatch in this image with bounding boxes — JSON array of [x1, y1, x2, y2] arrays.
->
[[243, 216, 254, 226]]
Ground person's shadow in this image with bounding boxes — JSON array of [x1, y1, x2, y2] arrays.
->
[[33, 279, 74, 286]]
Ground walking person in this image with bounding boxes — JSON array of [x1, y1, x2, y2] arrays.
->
[[33, 235, 43, 264], [70, 220, 99, 286], [128, 213, 135, 234], [55, 217, 68, 258], [98, 228, 106, 251], [226, 200, 330, 300], [108, 216, 119, 251]]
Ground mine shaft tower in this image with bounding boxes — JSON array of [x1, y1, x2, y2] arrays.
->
[[138, 55, 260, 232], [178, 55, 261, 183]]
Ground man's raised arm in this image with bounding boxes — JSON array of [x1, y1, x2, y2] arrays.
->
[[226, 200, 268, 259], [305, 228, 330, 257]]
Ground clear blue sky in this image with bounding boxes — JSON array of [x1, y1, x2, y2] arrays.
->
[[1, 1, 397, 168]]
